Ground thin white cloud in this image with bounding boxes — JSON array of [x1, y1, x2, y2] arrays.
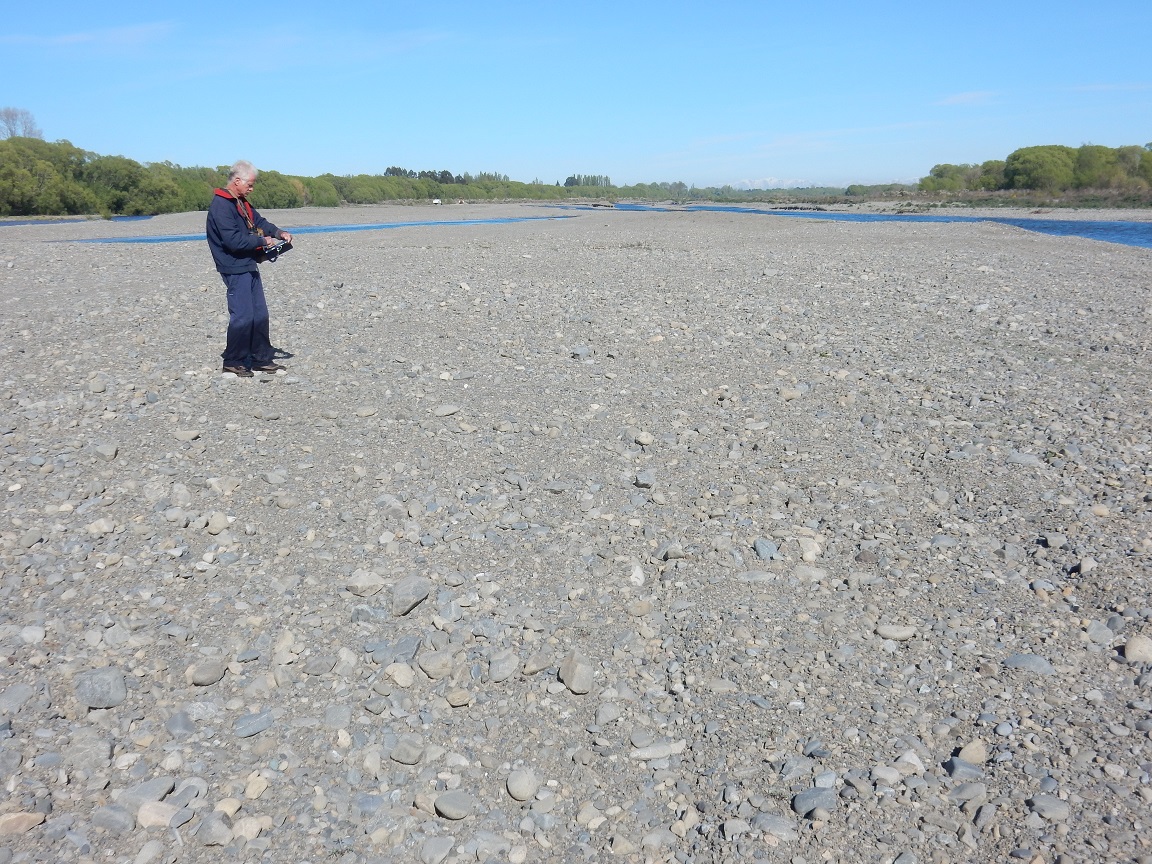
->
[[936, 91, 996, 106], [0, 22, 173, 48]]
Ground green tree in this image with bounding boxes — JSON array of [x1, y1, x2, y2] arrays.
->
[[1003, 145, 1076, 191], [300, 175, 340, 206], [1074, 144, 1123, 189], [0, 137, 98, 215], [1140, 150, 1152, 185], [975, 160, 1006, 190], [1115, 145, 1144, 178], [247, 170, 303, 209]]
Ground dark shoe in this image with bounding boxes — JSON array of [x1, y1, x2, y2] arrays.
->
[[272, 347, 294, 359], [252, 362, 286, 373], [222, 364, 253, 377]]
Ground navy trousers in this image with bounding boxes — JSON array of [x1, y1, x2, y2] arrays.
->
[[221, 271, 273, 368]]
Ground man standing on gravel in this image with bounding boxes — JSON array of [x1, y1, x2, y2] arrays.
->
[[206, 160, 293, 377]]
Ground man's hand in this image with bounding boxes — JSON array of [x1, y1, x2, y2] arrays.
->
[[279, 231, 292, 244]]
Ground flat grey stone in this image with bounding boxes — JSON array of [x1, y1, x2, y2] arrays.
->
[[193, 811, 233, 846], [753, 538, 778, 559], [118, 777, 175, 814], [73, 667, 127, 709], [558, 650, 593, 694], [90, 805, 135, 834], [944, 757, 983, 780], [434, 790, 476, 820], [233, 710, 274, 738], [0, 684, 36, 716], [489, 649, 519, 683], [421, 836, 455, 864], [791, 788, 838, 816], [1002, 653, 1055, 675], [165, 711, 196, 738], [390, 734, 424, 765], [418, 649, 456, 680], [948, 782, 988, 803], [187, 660, 226, 686], [1028, 794, 1071, 821], [751, 812, 798, 840], [393, 576, 432, 616]]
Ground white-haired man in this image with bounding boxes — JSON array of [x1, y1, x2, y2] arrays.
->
[[205, 161, 293, 377]]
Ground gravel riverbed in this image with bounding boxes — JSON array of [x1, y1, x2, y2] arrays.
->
[[0, 203, 1150, 864]]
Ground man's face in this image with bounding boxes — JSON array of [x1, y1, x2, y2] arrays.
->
[[233, 175, 256, 195]]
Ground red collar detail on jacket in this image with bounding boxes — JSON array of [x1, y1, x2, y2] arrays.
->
[[214, 188, 254, 220]]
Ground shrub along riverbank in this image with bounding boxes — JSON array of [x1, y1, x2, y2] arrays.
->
[[2, 135, 1151, 218]]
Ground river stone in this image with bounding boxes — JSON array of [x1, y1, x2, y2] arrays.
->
[[385, 663, 416, 687], [233, 710, 274, 738], [0, 684, 35, 716], [74, 667, 127, 709], [1123, 634, 1152, 663], [421, 836, 455, 864], [137, 801, 179, 828], [187, 660, 227, 686], [753, 538, 778, 559], [489, 650, 519, 683], [347, 569, 387, 597], [558, 650, 593, 694], [434, 790, 476, 819], [193, 811, 233, 846], [507, 768, 539, 801], [876, 624, 916, 641], [791, 788, 838, 816], [65, 730, 113, 769], [948, 782, 988, 803], [393, 576, 432, 616], [1028, 795, 1071, 821], [90, 805, 135, 834], [0, 812, 45, 835], [751, 812, 798, 840], [957, 740, 988, 764], [134, 839, 166, 864], [445, 687, 472, 707], [418, 649, 456, 680], [118, 777, 176, 814], [1002, 653, 1055, 675], [390, 734, 424, 765]]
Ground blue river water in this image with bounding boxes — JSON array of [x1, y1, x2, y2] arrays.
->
[[9, 207, 1150, 250], [602, 203, 1152, 250], [48, 215, 576, 244]]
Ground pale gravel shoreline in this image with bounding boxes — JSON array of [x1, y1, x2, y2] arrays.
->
[[2, 200, 1150, 241], [1, 205, 1150, 864]]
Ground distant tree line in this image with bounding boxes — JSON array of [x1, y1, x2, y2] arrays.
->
[[921, 143, 1152, 193], [383, 167, 511, 184], [564, 174, 611, 187]]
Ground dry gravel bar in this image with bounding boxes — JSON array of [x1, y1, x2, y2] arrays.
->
[[1, 202, 1151, 864]]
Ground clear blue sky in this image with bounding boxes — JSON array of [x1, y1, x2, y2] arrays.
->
[[4, 1, 1150, 188]]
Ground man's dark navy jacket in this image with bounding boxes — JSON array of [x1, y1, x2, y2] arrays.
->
[[206, 189, 283, 275]]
